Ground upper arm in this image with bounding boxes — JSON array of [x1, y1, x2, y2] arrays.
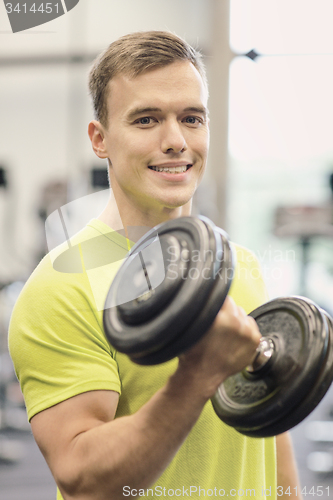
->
[[31, 390, 119, 482]]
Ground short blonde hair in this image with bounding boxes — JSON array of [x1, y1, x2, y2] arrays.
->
[[89, 31, 207, 127]]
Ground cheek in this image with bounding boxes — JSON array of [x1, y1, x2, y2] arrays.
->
[[195, 132, 210, 159], [123, 134, 157, 162], [186, 126, 209, 153], [108, 136, 149, 167]]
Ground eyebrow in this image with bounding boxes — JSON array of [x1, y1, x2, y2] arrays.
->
[[126, 105, 209, 121], [126, 107, 162, 121], [183, 106, 209, 117]]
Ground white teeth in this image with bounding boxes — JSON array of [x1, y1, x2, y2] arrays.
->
[[150, 165, 189, 173]]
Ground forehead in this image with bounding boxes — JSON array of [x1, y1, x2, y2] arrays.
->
[[106, 61, 208, 119]]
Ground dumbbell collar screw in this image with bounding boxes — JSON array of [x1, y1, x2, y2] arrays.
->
[[246, 337, 275, 373]]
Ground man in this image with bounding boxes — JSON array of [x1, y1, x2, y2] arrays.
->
[[9, 31, 301, 500]]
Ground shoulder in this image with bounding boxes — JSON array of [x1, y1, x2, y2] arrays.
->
[[13, 220, 130, 312], [9, 221, 130, 361], [9, 221, 126, 419], [233, 242, 259, 266]]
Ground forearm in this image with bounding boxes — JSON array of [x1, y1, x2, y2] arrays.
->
[[276, 432, 303, 500], [57, 365, 211, 500]]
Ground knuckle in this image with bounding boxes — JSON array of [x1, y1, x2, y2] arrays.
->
[[237, 306, 247, 318], [229, 315, 242, 331]]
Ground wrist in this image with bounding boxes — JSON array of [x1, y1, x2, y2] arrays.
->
[[168, 358, 225, 405]]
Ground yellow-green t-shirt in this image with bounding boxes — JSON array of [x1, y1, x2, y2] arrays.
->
[[9, 219, 276, 500]]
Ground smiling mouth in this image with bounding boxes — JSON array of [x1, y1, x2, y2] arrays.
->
[[148, 164, 192, 173]]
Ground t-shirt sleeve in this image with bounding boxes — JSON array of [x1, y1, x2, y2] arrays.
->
[[8, 254, 121, 421]]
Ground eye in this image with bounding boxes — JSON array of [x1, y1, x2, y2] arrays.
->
[[139, 117, 151, 125], [135, 117, 157, 126], [183, 116, 203, 126]]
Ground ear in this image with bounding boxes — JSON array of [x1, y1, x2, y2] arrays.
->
[[88, 120, 109, 159]]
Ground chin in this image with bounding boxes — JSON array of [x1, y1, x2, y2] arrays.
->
[[161, 199, 192, 211], [161, 191, 194, 208]]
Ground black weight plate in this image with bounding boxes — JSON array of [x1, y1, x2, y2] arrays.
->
[[103, 216, 231, 362], [136, 227, 234, 365], [247, 306, 333, 438], [211, 297, 330, 437], [116, 233, 185, 325]]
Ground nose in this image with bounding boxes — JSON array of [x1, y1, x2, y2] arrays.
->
[[161, 120, 187, 154]]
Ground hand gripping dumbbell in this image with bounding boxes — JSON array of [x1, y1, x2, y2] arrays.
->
[[103, 216, 333, 438]]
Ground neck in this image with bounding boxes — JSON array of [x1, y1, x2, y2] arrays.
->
[[98, 189, 192, 237]]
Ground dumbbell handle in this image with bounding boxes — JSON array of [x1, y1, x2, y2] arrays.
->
[[246, 337, 275, 373]]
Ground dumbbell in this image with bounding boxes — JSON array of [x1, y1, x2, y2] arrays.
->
[[103, 216, 333, 438]]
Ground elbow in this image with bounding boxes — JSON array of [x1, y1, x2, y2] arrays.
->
[[54, 462, 127, 500], [54, 473, 80, 500], [53, 460, 89, 500]]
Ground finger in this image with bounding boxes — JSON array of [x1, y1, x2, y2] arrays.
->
[[236, 305, 247, 319], [247, 316, 262, 343]]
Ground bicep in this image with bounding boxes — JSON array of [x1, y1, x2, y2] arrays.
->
[[31, 390, 119, 475]]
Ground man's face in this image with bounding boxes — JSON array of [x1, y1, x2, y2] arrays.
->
[[100, 61, 209, 217]]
